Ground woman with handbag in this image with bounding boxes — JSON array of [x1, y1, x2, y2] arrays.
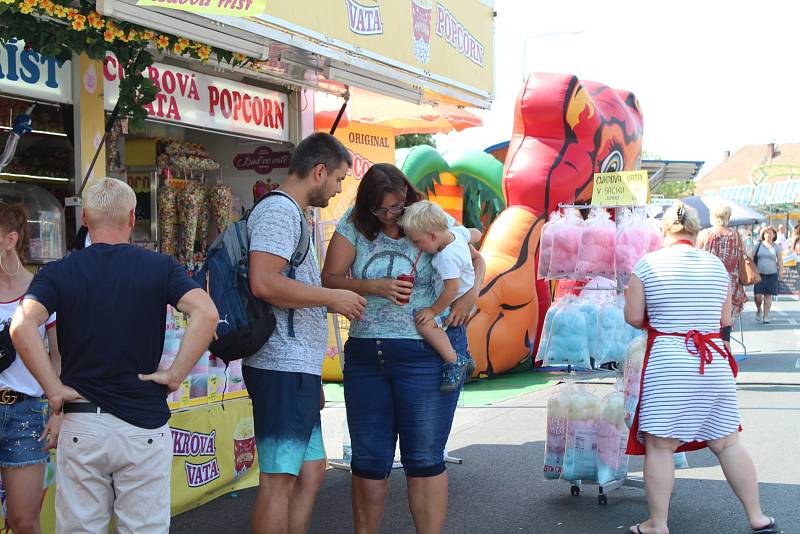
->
[[750, 226, 783, 323], [697, 203, 747, 349], [0, 202, 60, 534]]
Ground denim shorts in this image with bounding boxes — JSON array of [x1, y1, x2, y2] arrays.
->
[[343, 326, 467, 480], [242, 367, 325, 476], [0, 395, 49, 468]]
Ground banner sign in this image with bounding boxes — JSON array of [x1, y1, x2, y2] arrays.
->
[[253, 0, 494, 98], [591, 170, 649, 207], [234, 146, 292, 174], [715, 181, 800, 207], [318, 122, 395, 382], [0, 39, 72, 104], [0, 399, 259, 530], [103, 54, 289, 142], [136, 0, 267, 17]]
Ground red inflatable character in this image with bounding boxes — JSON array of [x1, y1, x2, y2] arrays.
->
[[467, 73, 644, 376]]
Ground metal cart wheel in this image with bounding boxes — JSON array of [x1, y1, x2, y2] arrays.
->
[[570, 485, 580, 496], [598, 494, 608, 505]]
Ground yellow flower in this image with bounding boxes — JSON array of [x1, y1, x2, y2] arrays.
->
[[233, 53, 247, 63], [87, 11, 104, 29], [0, 0, 15, 5], [142, 30, 156, 41], [178, 38, 190, 48], [71, 14, 86, 30], [127, 29, 138, 41], [19, 2, 33, 13], [156, 35, 170, 49], [40, 0, 54, 15], [66, 7, 78, 20], [103, 29, 115, 42], [53, 3, 65, 16], [197, 45, 211, 62], [21, 0, 37, 7], [173, 43, 186, 55]]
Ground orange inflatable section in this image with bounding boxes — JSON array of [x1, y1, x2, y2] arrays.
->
[[467, 73, 643, 376], [466, 206, 543, 375]]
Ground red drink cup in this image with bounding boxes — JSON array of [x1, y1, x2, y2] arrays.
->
[[396, 273, 415, 304]]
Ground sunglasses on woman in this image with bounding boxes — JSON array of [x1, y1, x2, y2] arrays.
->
[[372, 205, 405, 216]]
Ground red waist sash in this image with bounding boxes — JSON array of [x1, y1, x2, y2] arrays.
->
[[625, 326, 740, 456]]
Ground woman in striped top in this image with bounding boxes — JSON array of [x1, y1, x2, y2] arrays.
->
[[623, 202, 779, 534]]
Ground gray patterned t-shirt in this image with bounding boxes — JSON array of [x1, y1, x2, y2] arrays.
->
[[335, 208, 458, 339], [244, 193, 327, 375]]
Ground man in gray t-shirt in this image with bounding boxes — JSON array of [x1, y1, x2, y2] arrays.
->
[[244, 133, 365, 534]]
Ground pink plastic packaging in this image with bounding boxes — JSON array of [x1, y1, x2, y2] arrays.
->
[[616, 211, 651, 285], [538, 211, 563, 280], [575, 209, 617, 279], [548, 209, 584, 279]]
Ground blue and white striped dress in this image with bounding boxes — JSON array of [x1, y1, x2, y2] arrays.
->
[[633, 247, 741, 443]]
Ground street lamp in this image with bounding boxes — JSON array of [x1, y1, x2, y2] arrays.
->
[[522, 31, 584, 82]]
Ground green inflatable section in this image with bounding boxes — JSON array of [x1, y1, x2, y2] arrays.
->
[[397, 144, 506, 210]]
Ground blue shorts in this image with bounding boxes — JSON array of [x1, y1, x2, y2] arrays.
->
[[343, 326, 467, 480], [0, 395, 49, 468], [242, 367, 325, 476]]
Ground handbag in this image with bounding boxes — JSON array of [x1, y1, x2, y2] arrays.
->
[[738, 235, 761, 286]]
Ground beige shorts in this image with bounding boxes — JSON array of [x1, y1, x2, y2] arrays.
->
[[56, 410, 172, 534]]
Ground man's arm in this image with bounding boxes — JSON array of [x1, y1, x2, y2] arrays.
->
[[11, 299, 78, 414], [139, 288, 218, 391], [250, 251, 366, 320]]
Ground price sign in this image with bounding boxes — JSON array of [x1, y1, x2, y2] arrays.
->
[[591, 170, 649, 207]]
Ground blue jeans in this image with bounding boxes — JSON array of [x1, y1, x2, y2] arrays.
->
[[343, 326, 467, 480], [0, 395, 49, 468]]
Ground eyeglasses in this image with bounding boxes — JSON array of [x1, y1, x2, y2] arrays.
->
[[372, 205, 405, 216]]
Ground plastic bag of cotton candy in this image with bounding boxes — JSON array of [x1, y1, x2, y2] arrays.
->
[[543, 381, 572, 480], [592, 297, 632, 366], [536, 295, 591, 369], [615, 210, 652, 285], [575, 208, 617, 280], [596, 382, 630, 485], [561, 384, 599, 482], [538, 211, 563, 280], [548, 209, 584, 280], [623, 335, 647, 429]]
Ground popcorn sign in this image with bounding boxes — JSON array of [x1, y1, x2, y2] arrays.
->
[[103, 54, 289, 142], [172, 427, 220, 488]]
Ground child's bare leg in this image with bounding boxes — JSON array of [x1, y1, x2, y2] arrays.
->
[[417, 321, 457, 363]]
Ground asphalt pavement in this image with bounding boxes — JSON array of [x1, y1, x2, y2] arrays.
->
[[172, 298, 800, 533]]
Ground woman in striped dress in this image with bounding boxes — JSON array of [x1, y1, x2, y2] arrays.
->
[[623, 202, 779, 534]]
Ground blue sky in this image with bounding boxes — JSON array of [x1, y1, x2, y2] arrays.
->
[[437, 0, 800, 178]]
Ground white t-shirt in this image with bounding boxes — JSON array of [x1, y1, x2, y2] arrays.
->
[[431, 226, 475, 307], [0, 296, 56, 396]]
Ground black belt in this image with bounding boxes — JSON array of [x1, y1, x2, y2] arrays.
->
[[0, 389, 34, 405], [63, 402, 107, 414]]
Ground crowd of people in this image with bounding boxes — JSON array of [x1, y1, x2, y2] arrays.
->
[[0, 132, 780, 534]]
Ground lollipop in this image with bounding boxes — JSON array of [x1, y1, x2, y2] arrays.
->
[[158, 185, 178, 255], [208, 184, 233, 232]]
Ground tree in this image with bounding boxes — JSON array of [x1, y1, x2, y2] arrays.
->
[[653, 180, 695, 198], [395, 134, 436, 149]]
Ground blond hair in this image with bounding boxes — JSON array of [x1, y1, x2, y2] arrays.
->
[[399, 200, 449, 233], [82, 177, 136, 228], [661, 201, 701, 236], [710, 202, 732, 226]]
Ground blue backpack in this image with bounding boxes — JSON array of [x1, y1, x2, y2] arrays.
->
[[194, 191, 310, 363]]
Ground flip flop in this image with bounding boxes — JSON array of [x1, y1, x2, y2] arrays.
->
[[752, 517, 781, 534], [629, 525, 644, 534]]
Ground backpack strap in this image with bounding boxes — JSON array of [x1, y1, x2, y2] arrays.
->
[[263, 191, 311, 338]]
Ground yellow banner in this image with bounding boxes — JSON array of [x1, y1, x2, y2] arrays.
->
[[591, 170, 649, 207], [0, 399, 259, 530], [137, 0, 267, 17], [258, 0, 494, 96], [318, 122, 395, 381]]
